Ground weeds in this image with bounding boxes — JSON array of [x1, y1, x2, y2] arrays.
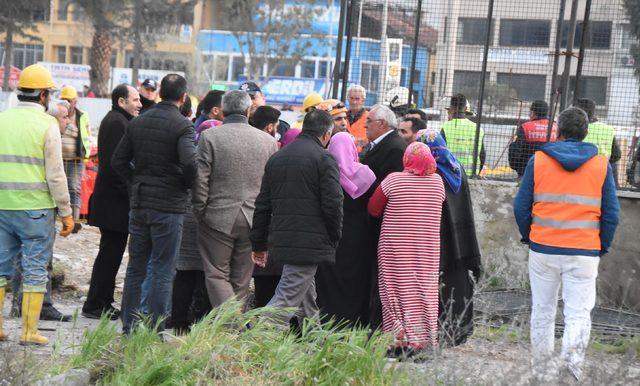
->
[[53, 302, 404, 385]]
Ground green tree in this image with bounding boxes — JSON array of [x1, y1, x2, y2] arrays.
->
[[72, 0, 123, 97], [623, 0, 640, 93], [0, 1, 49, 91], [219, 0, 322, 82]]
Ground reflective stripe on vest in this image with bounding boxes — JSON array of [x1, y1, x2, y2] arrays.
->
[[583, 122, 614, 158], [442, 118, 484, 176], [530, 151, 607, 251], [0, 107, 56, 210], [522, 119, 558, 143]]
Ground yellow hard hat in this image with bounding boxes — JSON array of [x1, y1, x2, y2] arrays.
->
[[17, 64, 56, 90], [302, 93, 323, 112], [60, 85, 78, 100]]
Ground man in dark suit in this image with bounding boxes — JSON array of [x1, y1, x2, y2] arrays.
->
[[361, 104, 407, 329], [82, 84, 141, 319]]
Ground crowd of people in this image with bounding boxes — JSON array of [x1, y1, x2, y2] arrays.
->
[[0, 64, 620, 382]]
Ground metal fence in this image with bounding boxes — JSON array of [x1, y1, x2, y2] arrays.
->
[[331, 0, 640, 190]]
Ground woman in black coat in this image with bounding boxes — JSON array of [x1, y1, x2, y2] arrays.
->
[[419, 130, 482, 347], [82, 86, 140, 318], [315, 133, 377, 326]]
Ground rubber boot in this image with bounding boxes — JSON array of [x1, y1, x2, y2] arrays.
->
[[19, 292, 48, 346], [0, 287, 7, 341]]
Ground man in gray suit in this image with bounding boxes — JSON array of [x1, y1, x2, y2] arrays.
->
[[193, 90, 278, 307]]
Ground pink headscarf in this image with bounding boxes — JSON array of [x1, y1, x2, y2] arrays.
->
[[403, 142, 437, 176], [328, 132, 376, 199], [280, 128, 302, 148]]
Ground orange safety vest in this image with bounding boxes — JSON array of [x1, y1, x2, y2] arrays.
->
[[348, 110, 369, 152], [530, 151, 607, 251]]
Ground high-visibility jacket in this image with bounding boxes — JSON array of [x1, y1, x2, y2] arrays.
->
[[522, 119, 558, 143], [0, 108, 57, 210], [583, 121, 615, 159], [530, 151, 608, 251], [348, 110, 368, 153], [441, 118, 484, 176], [77, 110, 91, 159]]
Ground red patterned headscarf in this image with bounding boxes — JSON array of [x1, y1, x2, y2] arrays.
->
[[402, 142, 437, 176]]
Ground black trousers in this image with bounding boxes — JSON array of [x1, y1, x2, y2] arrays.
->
[[253, 275, 281, 308], [82, 229, 128, 312], [171, 270, 212, 331]]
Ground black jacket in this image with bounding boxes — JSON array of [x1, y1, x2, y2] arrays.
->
[[251, 133, 344, 265], [112, 101, 196, 214], [88, 107, 133, 232], [139, 95, 156, 114], [361, 130, 407, 180]]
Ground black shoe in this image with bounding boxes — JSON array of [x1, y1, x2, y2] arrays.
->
[[82, 306, 120, 321], [40, 305, 72, 322], [72, 222, 82, 234]]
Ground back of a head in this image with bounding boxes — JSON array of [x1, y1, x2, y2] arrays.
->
[[111, 84, 130, 108], [180, 94, 192, 117], [558, 107, 589, 141], [252, 105, 281, 130], [450, 93, 467, 112], [530, 100, 549, 119], [370, 104, 398, 129], [222, 90, 252, 117], [402, 117, 426, 133], [575, 98, 596, 121], [201, 90, 225, 114], [406, 108, 427, 121], [159, 74, 187, 102], [302, 109, 334, 137]]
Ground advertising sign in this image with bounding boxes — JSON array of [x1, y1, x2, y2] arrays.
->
[[0, 66, 21, 89], [110, 68, 186, 89], [38, 62, 91, 90], [487, 48, 548, 65], [238, 76, 355, 105]]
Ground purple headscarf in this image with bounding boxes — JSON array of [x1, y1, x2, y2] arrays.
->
[[280, 128, 301, 148], [328, 132, 376, 199]]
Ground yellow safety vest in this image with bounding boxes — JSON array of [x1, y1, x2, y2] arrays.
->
[[442, 118, 484, 176], [583, 122, 614, 159]]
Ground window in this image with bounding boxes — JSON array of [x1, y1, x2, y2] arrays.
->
[[561, 21, 612, 49], [5, 44, 44, 69], [57, 0, 70, 21], [318, 60, 331, 79], [400, 68, 421, 87], [500, 19, 550, 47], [301, 60, 316, 78], [55, 46, 66, 63], [497, 73, 546, 101], [361, 62, 380, 92], [569, 76, 607, 105], [71, 4, 85, 22], [621, 24, 634, 50], [458, 18, 490, 45], [214, 55, 229, 81], [231, 57, 245, 81], [70, 47, 83, 64], [32, 4, 50, 22], [453, 70, 482, 100], [268, 59, 295, 77], [110, 51, 117, 67]]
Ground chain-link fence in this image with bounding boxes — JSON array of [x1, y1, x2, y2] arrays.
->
[[331, 0, 640, 190]]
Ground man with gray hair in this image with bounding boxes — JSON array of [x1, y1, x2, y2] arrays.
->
[[514, 107, 619, 381], [347, 84, 369, 151], [361, 103, 407, 329], [193, 90, 278, 308]]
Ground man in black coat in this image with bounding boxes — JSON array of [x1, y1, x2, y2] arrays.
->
[[112, 74, 196, 334], [360, 104, 407, 329], [138, 79, 158, 114], [82, 84, 141, 319], [251, 110, 343, 327]]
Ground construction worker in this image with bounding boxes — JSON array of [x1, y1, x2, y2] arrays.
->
[[0, 64, 74, 345], [316, 99, 349, 135], [576, 98, 621, 185], [514, 107, 619, 381], [441, 94, 485, 176], [508, 100, 559, 178], [292, 92, 323, 129], [60, 85, 92, 232], [346, 84, 369, 153]]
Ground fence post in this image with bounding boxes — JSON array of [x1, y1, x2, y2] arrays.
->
[[548, 0, 567, 141], [340, 0, 355, 101], [408, 0, 423, 107], [471, 0, 494, 177], [573, 0, 592, 106], [332, 0, 348, 99], [559, 0, 580, 111]]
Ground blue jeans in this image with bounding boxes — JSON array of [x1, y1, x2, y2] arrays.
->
[[121, 208, 183, 334], [63, 160, 85, 215], [0, 209, 54, 292]]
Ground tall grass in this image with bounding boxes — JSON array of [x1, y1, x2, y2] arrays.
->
[[54, 302, 405, 385]]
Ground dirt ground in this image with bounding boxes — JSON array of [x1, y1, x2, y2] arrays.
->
[[1, 224, 639, 384]]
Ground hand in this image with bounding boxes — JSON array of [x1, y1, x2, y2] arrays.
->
[[252, 251, 268, 268], [59, 215, 74, 237]]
